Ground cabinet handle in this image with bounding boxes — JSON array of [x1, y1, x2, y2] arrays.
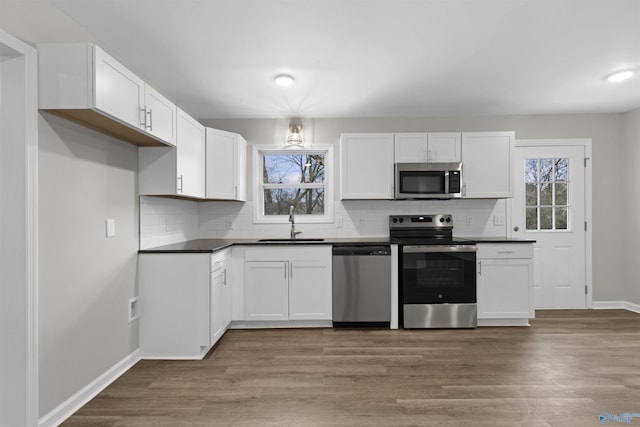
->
[[427, 149, 432, 161], [146, 109, 153, 131], [290, 263, 293, 279], [139, 107, 147, 128], [234, 185, 238, 198], [497, 250, 515, 254], [462, 184, 467, 197], [284, 265, 287, 279], [177, 174, 184, 193], [223, 269, 227, 286], [478, 261, 482, 276]]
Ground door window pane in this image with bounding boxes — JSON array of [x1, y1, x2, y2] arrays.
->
[[524, 158, 570, 231]]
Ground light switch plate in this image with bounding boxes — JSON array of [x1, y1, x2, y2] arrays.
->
[[105, 219, 116, 237], [493, 215, 505, 226]]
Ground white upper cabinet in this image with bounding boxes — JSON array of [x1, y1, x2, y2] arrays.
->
[[340, 133, 395, 200], [138, 108, 205, 199], [461, 132, 514, 198], [143, 84, 177, 146], [394, 132, 461, 163], [176, 108, 206, 198], [205, 128, 247, 201], [38, 43, 176, 147]]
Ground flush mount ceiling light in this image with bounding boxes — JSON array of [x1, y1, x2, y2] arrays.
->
[[606, 70, 635, 83], [275, 74, 294, 86]]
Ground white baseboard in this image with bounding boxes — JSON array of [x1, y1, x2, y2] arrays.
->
[[592, 301, 640, 314], [38, 349, 141, 427]]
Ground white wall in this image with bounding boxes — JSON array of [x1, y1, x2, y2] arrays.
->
[[623, 108, 640, 305], [38, 113, 139, 417], [198, 114, 625, 302]]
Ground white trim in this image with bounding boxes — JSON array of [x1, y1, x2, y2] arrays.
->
[[511, 138, 593, 309], [0, 28, 39, 427], [592, 301, 640, 314], [230, 320, 332, 329], [253, 145, 334, 224], [478, 318, 531, 327], [38, 350, 141, 427]]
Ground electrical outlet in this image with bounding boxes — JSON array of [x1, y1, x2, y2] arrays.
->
[[336, 217, 343, 228], [226, 219, 235, 229], [493, 215, 505, 226], [358, 218, 365, 228], [128, 297, 139, 323], [465, 216, 473, 226], [105, 219, 116, 237]]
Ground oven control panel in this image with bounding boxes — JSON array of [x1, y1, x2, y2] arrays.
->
[[389, 214, 453, 229]]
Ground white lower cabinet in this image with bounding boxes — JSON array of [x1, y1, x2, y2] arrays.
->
[[244, 246, 332, 322], [139, 249, 231, 359], [477, 243, 534, 326]]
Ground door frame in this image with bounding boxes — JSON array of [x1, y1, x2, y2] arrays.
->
[[0, 29, 39, 426], [507, 139, 593, 308]]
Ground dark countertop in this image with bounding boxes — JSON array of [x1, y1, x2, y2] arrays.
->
[[139, 236, 535, 254], [464, 237, 537, 244], [139, 237, 401, 253]]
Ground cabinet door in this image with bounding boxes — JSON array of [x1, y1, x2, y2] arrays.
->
[[477, 258, 532, 319], [340, 133, 394, 199], [394, 133, 428, 162], [144, 85, 177, 146], [289, 260, 332, 320], [461, 132, 513, 198], [244, 261, 289, 321], [206, 128, 242, 200], [176, 108, 205, 198], [428, 133, 461, 162], [93, 46, 144, 129]]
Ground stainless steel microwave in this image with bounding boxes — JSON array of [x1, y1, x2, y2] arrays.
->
[[395, 162, 463, 199]]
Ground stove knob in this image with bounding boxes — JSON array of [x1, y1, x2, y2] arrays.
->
[[438, 294, 443, 299], [399, 218, 404, 223], [392, 218, 397, 223], [439, 217, 445, 223], [446, 217, 451, 223]]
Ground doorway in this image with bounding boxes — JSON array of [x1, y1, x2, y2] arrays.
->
[[509, 139, 592, 309]]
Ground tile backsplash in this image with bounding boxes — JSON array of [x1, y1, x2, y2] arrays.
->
[[139, 196, 199, 249], [140, 196, 508, 247]]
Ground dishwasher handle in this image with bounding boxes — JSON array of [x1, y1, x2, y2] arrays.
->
[[332, 246, 391, 256]]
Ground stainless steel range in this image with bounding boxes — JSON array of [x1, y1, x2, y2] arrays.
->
[[390, 214, 477, 328]]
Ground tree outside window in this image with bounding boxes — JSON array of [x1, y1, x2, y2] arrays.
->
[[525, 158, 570, 231]]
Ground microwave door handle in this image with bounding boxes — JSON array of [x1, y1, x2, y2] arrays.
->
[[444, 170, 449, 194]]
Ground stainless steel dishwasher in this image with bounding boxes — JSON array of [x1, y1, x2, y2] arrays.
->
[[332, 245, 391, 327]]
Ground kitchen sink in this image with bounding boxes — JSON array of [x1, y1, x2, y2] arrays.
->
[[257, 238, 325, 242]]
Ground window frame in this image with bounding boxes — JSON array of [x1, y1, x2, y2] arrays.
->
[[253, 145, 334, 224]]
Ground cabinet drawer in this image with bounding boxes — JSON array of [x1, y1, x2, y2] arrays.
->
[[245, 245, 330, 262], [477, 244, 533, 259]]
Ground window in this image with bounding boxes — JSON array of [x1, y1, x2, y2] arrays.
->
[[255, 146, 333, 223], [524, 158, 570, 231]]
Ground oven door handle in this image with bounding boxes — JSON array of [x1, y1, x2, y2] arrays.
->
[[403, 245, 477, 253]]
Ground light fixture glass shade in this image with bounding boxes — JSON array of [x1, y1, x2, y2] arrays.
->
[[286, 123, 303, 145], [275, 74, 294, 86]]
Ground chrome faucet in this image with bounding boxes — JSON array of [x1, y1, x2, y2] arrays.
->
[[289, 205, 302, 239]]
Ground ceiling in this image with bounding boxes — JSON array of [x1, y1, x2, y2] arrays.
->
[[1, 0, 639, 119]]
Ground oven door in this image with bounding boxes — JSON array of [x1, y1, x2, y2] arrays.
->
[[401, 245, 477, 304]]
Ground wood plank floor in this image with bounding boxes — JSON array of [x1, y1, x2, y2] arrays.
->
[[63, 310, 640, 426]]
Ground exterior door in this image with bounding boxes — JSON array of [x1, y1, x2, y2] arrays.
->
[[511, 142, 588, 308]]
